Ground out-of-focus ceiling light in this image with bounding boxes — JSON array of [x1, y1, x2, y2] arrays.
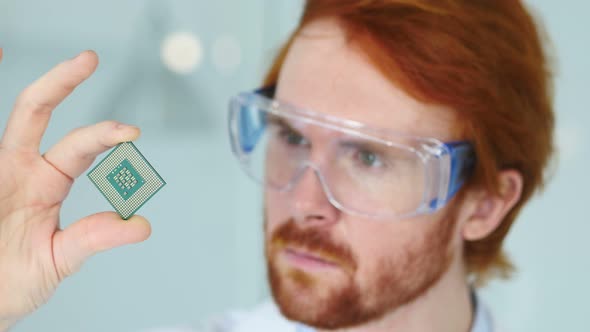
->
[[160, 31, 203, 74]]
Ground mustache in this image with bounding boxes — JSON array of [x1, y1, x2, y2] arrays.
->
[[270, 219, 357, 273]]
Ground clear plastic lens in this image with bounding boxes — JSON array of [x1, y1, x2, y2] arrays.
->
[[230, 96, 437, 219], [228, 91, 475, 219], [327, 142, 426, 217]]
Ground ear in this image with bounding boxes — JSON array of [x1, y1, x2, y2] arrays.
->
[[461, 170, 524, 241]]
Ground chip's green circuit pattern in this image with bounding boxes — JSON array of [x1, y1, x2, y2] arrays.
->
[[88, 142, 166, 219], [107, 159, 145, 200]]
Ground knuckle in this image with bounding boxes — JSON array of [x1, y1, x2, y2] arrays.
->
[[15, 90, 54, 114], [64, 126, 94, 160], [68, 126, 86, 138]]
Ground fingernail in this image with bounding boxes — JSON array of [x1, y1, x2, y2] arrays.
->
[[70, 51, 86, 62], [116, 122, 138, 130], [70, 54, 81, 63]]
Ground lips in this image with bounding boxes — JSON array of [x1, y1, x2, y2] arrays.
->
[[284, 247, 339, 268], [270, 219, 357, 275]]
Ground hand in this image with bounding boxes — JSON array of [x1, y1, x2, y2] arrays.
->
[[0, 49, 152, 328]]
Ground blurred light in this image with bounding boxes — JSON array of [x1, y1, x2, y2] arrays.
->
[[160, 31, 203, 74], [211, 34, 242, 75]]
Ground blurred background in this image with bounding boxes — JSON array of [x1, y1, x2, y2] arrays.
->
[[0, 1, 587, 331]]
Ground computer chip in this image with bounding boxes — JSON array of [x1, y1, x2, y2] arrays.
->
[[87, 142, 166, 220]]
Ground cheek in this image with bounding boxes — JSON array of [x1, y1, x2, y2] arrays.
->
[[264, 190, 290, 236], [348, 218, 434, 284]]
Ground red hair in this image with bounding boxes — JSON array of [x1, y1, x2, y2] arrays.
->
[[263, 0, 555, 284]]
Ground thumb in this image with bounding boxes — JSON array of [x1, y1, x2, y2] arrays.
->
[[52, 212, 151, 279]]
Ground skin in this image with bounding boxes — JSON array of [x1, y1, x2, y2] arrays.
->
[[0, 50, 151, 331], [0, 19, 523, 332], [264, 19, 524, 332]]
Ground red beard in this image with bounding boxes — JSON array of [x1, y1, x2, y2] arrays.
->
[[265, 205, 458, 329]]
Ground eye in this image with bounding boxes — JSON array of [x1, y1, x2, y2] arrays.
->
[[279, 128, 308, 146], [356, 149, 384, 168]]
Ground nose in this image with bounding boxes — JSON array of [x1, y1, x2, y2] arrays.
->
[[289, 164, 340, 227]]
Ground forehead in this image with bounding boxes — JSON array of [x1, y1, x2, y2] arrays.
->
[[275, 19, 459, 141]]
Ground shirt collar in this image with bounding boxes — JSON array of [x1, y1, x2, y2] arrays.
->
[[471, 291, 495, 332]]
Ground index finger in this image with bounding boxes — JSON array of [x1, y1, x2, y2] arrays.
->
[[0, 50, 99, 151]]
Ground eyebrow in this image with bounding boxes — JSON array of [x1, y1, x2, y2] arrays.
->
[[338, 139, 390, 155], [268, 114, 387, 146], [266, 114, 303, 134]]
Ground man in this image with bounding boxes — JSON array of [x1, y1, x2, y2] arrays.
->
[[0, 1, 553, 332]]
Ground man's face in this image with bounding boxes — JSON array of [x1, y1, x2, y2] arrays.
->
[[264, 19, 464, 329]]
